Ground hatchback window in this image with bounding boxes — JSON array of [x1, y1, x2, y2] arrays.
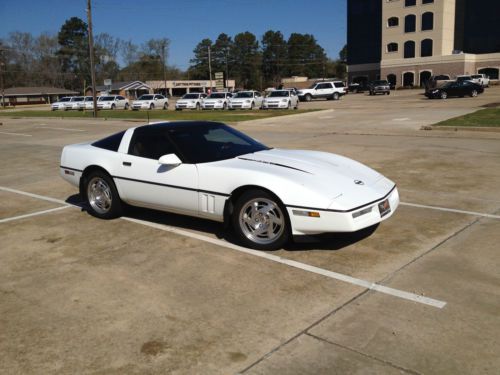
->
[[92, 131, 125, 152], [334, 82, 345, 88]]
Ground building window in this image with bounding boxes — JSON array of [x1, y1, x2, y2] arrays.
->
[[421, 39, 433, 57], [387, 74, 397, 87], [478, 67, 499, 80], [388, 17, 399, 27], [422, 0, 434, 4], [405, 15, 416, 33], [422, 12, 434, 30], [420, 71, 432, 87], [404, 41, 415, 58], [405, 0, 416, 6], [387, 43, 399, 52], [403, 72, 415, 87]]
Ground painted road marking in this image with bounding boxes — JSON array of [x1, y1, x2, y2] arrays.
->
[[392, 118, 410, 121], [39, 126, 86, 132], [0, 131, 33, 137], [122, 217, 446, 309], [319, 116, 335, 119], [0, 186, 69, 205], [401, 202, 500, 220], [0, 206, 71, 224]]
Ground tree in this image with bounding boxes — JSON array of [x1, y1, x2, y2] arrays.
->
[[212, 33, 233, 80], [261, 30, 287, 87], [120, 40, 139, 67], [286, 33, 327, 78], [188, 38, 212, 80], [57, 17, 89, 90], [339, 44, 347, 63], [231, 32, 261, 89]]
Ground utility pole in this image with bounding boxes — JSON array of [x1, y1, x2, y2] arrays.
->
[[208, 45, 212, 91], [0, 61, 5, 109], [87, 0, 98, 118]]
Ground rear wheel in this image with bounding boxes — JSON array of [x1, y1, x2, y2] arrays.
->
[[111, 104, 116, 110], [196, 103, 200, 110], [163, 102, 168, 110], [84, 170, 122, 219], [440, 91, 448, 99], [124, 103, 129, 110], [304, 94, 312, 102], [250, 102, 254, 110], [332, 92, 340, 100], [232, 190, 290, 250], [223, 102, 227, 110], [149, 103, 154, 110], [470, 89, 478, 97]]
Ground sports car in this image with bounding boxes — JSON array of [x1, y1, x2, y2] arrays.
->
[[60, 121, 399, 250]]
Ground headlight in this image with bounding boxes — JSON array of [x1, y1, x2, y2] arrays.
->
[[245, 99, 251, 103], [281, 99, 288, 102], [432, 90, 439, 93], [190, 101, 195, 104], [217, 100, 223, 103]]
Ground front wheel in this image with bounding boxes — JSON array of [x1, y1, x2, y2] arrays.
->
[[149, 103, 155, 110], [163, 102, 168, 110], [196, 103, 200, 110], [84, 171, 122, 219], [304, 94, 312, 102], [124, 103, 129, 110], [440, 91, 448, 99], [470, 90, 478, 97], [332, 92, 340, 100], [232, 190, 290, 250]]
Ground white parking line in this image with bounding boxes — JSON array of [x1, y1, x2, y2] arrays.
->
[[39, 126, 86, 132], [392, 118, 410, 121], [401, 202, 500, 219], [0, 206, 71, 224], [0, 131, 33, 137], [0, 185, 447, 308]]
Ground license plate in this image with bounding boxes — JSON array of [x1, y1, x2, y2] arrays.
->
[[378, 199, 391, 217]]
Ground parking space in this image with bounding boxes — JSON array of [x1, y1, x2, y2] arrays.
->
[[1, 89, 500, 374]]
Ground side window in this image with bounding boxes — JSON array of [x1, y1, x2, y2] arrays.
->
[[255, 92, 261, 97], [128, 129, 176, 160], [118, 96, 125, 100]]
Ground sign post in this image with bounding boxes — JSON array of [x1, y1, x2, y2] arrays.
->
[[215, 72, 224, 92]]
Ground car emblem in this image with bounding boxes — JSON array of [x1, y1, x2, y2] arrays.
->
[[354, 180, 364, 185]]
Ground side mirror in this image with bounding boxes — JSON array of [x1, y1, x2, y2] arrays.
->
[[158, 153, 182, 166]]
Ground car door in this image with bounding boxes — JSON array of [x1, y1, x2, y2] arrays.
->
[[315, 83, 331, 98], [116, 127, 199, 215]]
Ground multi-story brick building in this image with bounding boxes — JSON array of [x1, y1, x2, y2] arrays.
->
[[347, 0, 500, 87]]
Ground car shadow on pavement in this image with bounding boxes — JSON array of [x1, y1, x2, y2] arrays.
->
[[66, 194, 378, 252]]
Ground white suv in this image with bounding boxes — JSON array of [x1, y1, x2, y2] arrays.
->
[[132, 94, 169, 110], [229, 91, 263, 110], [96, 95, 129, 110], [471, 74, 490, 87], [297, 81, 346, 101], [202, 92, 232, 110], [175, 93, 207, 110]]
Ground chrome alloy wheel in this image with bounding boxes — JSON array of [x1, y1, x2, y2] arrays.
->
[[87, 177, 112, 214], [239, 198, 285, 245]]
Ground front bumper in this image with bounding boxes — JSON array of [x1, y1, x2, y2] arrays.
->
[[229, 101, 252, 109], [287, 187, 399, 235], [262, 101, 289, 109], [132, 103, 151, 110], [176, 102, 198, 109], [202, 101, 225, 109]]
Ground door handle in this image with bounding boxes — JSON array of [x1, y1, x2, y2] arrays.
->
[[123, 161, 132, 166]]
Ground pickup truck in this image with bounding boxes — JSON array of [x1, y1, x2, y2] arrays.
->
[[297, 81, 346, 101], [470, 74, 490, 87]]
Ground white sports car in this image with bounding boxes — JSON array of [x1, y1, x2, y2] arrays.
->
[[60, 121, 399, 250]]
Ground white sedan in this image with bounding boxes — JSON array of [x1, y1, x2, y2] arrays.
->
[[132, 94, 169, 110], [175, 93, 207, 110], [202, 92, 232, 110], [60, 121, 399, 250], [51, 97, 73, 111], [96, 95, 130, 110], [229, 91, 263, 110], [79, 96, 95, 110], [262, 90, 299, 109]]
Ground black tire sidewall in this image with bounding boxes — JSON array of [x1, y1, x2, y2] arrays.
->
[[231, 190, 291, 250], [84, 170, 122, 219]]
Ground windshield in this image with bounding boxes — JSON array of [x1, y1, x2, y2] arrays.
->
[[372, 80, 388, 85], [182, 94, 199, 99], [59, 97, 71, 102], [138, 95, 154, 100], [71, 96, 84, 101], [233, 92, 253, 98], [167, 122, 270, 164], [100, 96, 115, 101], [208, 93, 226, 99], [471, 75, 481, 78], [269, 91, 289, 98], [84, 97, 93, 101]]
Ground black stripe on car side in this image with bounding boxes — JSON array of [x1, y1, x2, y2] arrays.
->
[[286, 185, 397, 213], [60, 165, 83, 172], [237, 157, 312, 174], [112, 175, 231, 197]]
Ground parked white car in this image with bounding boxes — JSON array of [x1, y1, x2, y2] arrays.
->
[[202, 92, 233, 110], [78, 96, 95, 110], [297, 81, 346, 101], [132, 94, 169, 110], [96, 95, 129, 110], [229, 91, 263, 110], [63, 96, 86, 110], [470, 74, 490, 87], [262, 90, 299, 109], [175, 93, 207, 110], [51, 97, 73, 111]]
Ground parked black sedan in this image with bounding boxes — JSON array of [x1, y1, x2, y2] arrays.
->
[[425, 80, 484, 99]]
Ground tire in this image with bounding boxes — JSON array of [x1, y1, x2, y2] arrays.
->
[[124, 103, 129, 110], [149, 103, 154, 110], [294, 101, 299, 110], [196, 103, 200, 110], [223, 102, 227, 110], [332, 92, 340, 100], [440, 91, 447, 100], [470, 90, 478, 97], [287, 101, 291, 110], [304, 94, 312, 102], [163, 102, 168, 110], [83, 170, 122, 220], [111, 104, 116, 110], [386, 91, 390, 95], [231, 190, 290, 250], [250, 102, 254, 110]]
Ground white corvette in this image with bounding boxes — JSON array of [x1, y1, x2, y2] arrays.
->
[[60, 121, 399, 250]]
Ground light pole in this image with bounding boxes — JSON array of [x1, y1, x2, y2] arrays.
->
[[0, 62, 5, 109], [87, 0, 98, 118]]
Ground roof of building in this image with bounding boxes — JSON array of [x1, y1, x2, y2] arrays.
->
[[3, 87, 79, 96], [93, 81, 152, 91]]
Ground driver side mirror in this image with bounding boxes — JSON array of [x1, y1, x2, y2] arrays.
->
[[158, 153, 182, 166]]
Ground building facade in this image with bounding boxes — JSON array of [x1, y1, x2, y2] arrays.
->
[[348, 0, 500, 87]]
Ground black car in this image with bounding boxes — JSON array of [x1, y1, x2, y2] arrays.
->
[[425, 80, 484, 99]]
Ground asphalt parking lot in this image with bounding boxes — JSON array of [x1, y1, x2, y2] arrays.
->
[[1, 88, 500, 374]]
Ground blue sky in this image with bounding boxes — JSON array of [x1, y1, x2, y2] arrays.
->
[[0, 0, 346, 69]]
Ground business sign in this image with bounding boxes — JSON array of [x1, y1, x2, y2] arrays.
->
[[214, 72, 224, 91]]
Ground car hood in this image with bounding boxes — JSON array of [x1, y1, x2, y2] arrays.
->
[[177, 99, 197, 103], [204, 98, 226, 102]]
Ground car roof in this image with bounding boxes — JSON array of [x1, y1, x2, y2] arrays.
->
[[135, 121, 224, 132]]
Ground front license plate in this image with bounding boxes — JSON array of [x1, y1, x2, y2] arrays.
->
[[378, 199, 391, 217]]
